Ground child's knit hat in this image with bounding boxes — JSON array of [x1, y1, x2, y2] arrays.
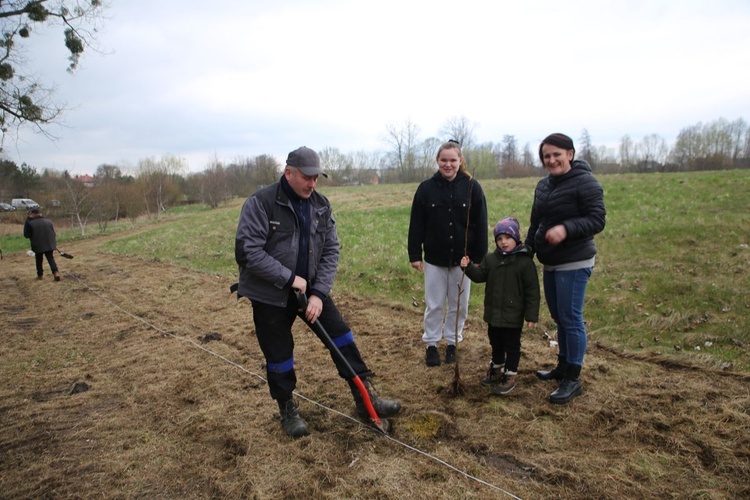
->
[[493, 217, 521, 244]]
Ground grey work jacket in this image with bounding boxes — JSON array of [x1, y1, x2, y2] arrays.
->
[[235, 180, 338, 307]]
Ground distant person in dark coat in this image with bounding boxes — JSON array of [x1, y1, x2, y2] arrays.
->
[[23, 208, 61, 281], [526, 133, 606, 404]]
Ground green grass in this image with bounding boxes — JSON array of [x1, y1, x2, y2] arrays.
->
[[0, 205, 207, 254], [101, 207, 237, 275], [19, 170, 750, 370]]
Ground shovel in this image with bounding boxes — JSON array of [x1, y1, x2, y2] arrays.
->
[[294, 290, 388, 434], [56, 249, 74, 259]]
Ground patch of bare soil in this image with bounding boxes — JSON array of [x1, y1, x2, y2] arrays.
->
[[1, 236, 748, 499]]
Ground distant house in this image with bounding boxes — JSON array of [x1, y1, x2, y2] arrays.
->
[[75, 174, 96, 188]]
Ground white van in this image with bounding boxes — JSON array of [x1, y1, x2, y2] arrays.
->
[[11, 198, 41, 211]]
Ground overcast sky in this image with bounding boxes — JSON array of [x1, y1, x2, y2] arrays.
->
[[5, 0, 750, 175]]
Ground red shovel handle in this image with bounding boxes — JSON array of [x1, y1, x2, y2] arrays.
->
[[294, 290, 387, 433], [350, 375, 384, 430]]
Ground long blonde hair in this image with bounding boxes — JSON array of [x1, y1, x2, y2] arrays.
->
[[436, 140, 472, 179]]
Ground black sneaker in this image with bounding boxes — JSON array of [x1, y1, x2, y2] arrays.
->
[[425, 346, 440, 367], [445, 344, 457, 364]]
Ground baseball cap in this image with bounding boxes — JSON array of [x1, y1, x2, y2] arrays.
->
[[286, 146, 328, 178]]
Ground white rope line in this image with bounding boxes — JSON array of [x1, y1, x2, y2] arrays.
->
[[69, 272, 522, 500]]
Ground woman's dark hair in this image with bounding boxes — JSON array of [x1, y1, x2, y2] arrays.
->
[[538, 133, 575, 163]]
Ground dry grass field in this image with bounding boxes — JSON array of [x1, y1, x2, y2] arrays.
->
[[1, 227, 749, 499]]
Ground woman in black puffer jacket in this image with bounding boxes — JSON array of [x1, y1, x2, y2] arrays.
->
[[525, 133, 606, 404]]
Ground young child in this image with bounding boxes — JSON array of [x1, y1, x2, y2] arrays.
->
[[460, 217, 540, 395]]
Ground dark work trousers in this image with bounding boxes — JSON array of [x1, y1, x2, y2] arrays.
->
[[487, 326, 522, 373], [35, 251, 58, 277], [251, 291, 372, 401]]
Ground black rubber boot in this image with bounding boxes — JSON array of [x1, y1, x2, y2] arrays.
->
[[277, 398, 309, 438], [349, 378, 401, 419], [536, 355, 567, 381], [549, 364, 583, 404]]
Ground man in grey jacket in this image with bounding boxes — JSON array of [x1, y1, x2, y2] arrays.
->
[[235, 146, 400, 438], [23, 208, 60, 281]]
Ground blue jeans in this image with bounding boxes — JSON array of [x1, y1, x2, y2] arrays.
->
[[543, 267, 592, 366]]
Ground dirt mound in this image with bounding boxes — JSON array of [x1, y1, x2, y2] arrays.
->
[[1, 238, 748, 498]]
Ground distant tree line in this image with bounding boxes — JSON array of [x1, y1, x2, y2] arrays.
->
[[0, 153, 284, 234], [1, 116, 748, 234], [318, 115, 750, 183]]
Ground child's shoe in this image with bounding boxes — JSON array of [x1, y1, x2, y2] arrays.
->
[[480, 361, 504, 386], [491, 372, 517, 396]]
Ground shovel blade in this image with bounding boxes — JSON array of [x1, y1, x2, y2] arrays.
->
[[56, 249, 74, 259]]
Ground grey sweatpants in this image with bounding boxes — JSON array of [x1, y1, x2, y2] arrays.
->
[[421, 262, 470, 346]]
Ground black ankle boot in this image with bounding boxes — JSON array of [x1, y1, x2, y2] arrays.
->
[[549, 364, 583, 404], [536, 356, 567, 381], [349, 378, 401, 418], [278, 398, 309, 438]]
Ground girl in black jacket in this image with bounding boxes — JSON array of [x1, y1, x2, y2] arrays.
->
[[526, 133, 606, 404], [408, 141, 488, 367]]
